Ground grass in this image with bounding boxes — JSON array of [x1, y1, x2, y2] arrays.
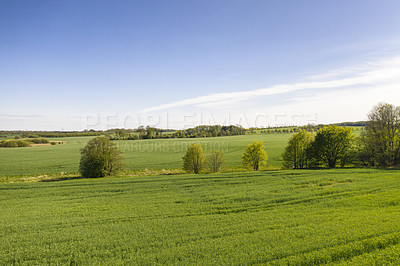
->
[[0, 134, 291, 177], [1, 168, 399, 264], [0, 137, 92, 177]]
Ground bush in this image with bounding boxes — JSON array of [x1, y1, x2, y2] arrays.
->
[[50, 142, 57, 145], [30, 138, 50, 144], [182, 144, 205, 174], [2, 141, 18, 148], [16, 140, 30, 147], [79, 137, 124, 178], [0, 140, 30, 147]]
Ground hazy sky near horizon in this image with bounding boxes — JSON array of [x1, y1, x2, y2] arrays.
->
[[1, 0, 400, 130]]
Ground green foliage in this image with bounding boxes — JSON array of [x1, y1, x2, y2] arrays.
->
[[1, 169, 400, 264], [206, 150, 225, 173], [242, 140, 268, 171], [309, 125, 354, 168], [26, 134, 40, 138], [1, 140, 18, 147], [182, 144, 205, 174], [175, 125, 245, 138], [79, 137, 124, 178], [29, 138, 50, 144], [282, 130, 314, 169], [0, 139, 30, 147], [16, 140, 30, 147], [362, 103, 400, 166], [146, 127, 153, 139]]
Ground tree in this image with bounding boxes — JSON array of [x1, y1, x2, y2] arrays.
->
[[206, 150, 225, 173], [145, 126, 153, 139], [362, 103, 400, 166], [282, 130, 314, 169], [79, 137, 124, 178], [182, 144, 205, 174], [309, 125, 354, 168], [242, 141, 268, 171]]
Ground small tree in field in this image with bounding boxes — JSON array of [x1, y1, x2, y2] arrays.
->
[[206, 150, 225, 173], [79, 137, 124, 178], [183, 144, 205, 174], [242, 141, 268, 171]]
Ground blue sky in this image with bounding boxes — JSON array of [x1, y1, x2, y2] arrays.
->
[[1, 0, 400, 130]]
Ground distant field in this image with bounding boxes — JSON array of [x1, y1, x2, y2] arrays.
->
[[0, 134, 291, 177], [1, 169, 399, 264]]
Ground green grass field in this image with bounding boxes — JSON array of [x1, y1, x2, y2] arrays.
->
[[1, 168, 400, 264], [0, 134, 291, 177]]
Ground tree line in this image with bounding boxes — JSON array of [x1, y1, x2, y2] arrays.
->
[[282, 103, 400, 168], [3, 125, 245, 140], [108, 125, 246, 140]]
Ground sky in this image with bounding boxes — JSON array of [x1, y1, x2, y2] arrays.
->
[[1, 0, 400, 130]]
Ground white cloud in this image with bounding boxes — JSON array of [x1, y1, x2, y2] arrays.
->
[[141, 55, 400, 114]]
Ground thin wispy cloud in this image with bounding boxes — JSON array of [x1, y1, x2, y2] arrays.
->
[[141, 55, 400, 113]]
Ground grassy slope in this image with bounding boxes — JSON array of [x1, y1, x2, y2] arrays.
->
[[0, 134, 290, 177], [1, 169, 399, 264]]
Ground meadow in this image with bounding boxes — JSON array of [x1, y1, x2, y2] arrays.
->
[[0, 134, 291, 178], [1, 168, 400, 264]]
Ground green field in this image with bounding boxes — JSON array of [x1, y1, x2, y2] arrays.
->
[[1, 169, 400, 264], [0, 134, 291, 177]]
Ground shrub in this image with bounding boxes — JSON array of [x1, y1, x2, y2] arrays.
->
[[30, 138, 49, 144], [2, 141, 18, 148], [51, 142, 57, 145], [79, 137, 124, 178], [16, 140, 30, 147]]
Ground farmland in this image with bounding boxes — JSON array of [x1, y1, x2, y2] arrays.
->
[[1, 168, 400, 264], [0, 134, 291, 178]]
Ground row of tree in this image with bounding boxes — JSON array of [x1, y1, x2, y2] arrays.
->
[[282, 126, 354, 168], [282, 103, 400, 168], [6, 130, 102, 138], [182, 140, 268, 174], [109, 125, 246, 140]]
